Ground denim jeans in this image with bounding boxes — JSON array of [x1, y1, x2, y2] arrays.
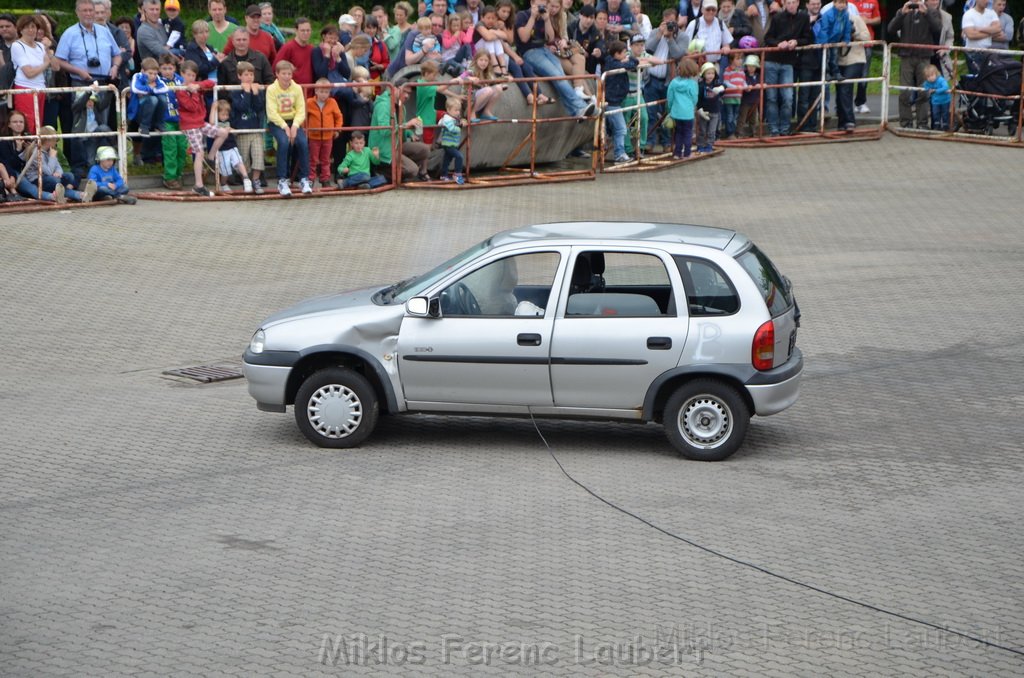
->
[[931, 101, 950, 130], [836, 62, 864, 129], [605, 106, 627, 157], [855, 47, 872, 106], [269, 125, 310, 180], [440, 147, 464, 175], [764, 61, 795, 136], [19, 173, 82, 201], [721, 103, 740, 137], [696, 112, 720, 150], [83, 124, 113, 169], [643, 76, 671, 147], [341, 172, 387, 188], [508, 58, 538, 99], [95, 184, 130, 199], [672, 118, 694, 157], [522, 48, 586, 116], [136, 94, 167, 133], [796, 59, 822, 132]]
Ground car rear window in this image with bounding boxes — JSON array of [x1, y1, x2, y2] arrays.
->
[[673, 256, 739, 316], [736, 246, 793, 317]]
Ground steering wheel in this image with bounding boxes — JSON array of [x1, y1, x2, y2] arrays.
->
[[449, 282, 481, 315]]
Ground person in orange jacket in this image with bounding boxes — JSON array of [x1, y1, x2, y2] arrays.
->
[[305, 78, 344, 186]]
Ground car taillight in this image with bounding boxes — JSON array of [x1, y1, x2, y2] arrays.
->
[[752, 320, 775, 371]]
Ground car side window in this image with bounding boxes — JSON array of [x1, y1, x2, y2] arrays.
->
[[566, 251, 675, 317], [439, 252, 560, 317], [673, 256, 740, 316]]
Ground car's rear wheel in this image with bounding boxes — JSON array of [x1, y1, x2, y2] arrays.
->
[[664, 379, 749, 461], [294, 367, 378, 448]]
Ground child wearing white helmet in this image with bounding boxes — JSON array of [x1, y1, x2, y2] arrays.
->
[[88, 146, 137, 205], [737, 53, 761, 138], [696, 60, 725, 153]]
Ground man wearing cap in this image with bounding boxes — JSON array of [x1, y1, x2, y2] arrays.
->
[[337, 13, 358, 46], [54, 0, 122, 180], [218, 27, 274, 87], [274, 18, 315, 85], [162, 0, 187, 51], [223, 4, 277, 62], [684, 0, 733, 62]]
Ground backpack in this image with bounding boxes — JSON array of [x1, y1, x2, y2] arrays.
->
[[685, 16, 729, 42]]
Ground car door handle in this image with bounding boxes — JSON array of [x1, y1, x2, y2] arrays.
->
[[517, 333, 542, 346], [647, 336, 672, 350]]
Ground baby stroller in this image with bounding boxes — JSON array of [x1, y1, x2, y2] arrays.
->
[[955, 56, 1022, 136]]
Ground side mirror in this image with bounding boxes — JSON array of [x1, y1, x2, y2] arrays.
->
[[406, 296, 441, 318]]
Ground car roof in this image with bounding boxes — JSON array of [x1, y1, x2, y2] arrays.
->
[[492, 221, 747, 253]]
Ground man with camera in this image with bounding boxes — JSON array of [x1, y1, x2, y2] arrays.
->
[[54, 0, 123, 181], [515, 0, 594, 117], [887, 0, 941, 128], [644, 8, 688, 152]]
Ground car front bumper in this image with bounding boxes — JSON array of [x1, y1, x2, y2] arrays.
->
[[745, 348, 803, 416], [243, 349, 299, 412]]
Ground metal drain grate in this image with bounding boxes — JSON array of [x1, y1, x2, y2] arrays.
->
[[163, 362, 244, 383]]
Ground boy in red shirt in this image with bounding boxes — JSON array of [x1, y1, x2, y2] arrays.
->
[[177, 60, 230, 197]]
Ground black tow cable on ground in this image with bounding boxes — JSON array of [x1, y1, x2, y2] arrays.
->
[[527, 412, 1024, 659]]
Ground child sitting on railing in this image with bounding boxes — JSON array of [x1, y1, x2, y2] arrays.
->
[[128, 57, 170, 138], [456, 50, 508, 122]]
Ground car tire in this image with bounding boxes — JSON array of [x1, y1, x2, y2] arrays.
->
[[294, 367, 378, 448], [664, 379, 749, 461]]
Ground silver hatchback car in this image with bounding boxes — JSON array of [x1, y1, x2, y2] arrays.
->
[[244, 222, 802, 460]]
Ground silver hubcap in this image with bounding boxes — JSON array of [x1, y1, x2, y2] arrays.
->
[[679, 395, 731, 449], [307, 385, 362, 438]]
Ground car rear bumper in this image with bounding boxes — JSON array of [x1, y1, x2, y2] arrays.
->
[[745, 348, 803, 416], [243, 361, 291, 412]]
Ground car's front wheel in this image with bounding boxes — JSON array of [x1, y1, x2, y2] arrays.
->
[[294, 367, 378, 448], [664, 379, 749, 461]]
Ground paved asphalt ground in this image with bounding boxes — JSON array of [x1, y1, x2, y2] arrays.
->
[[1, 134, 1022, 676]]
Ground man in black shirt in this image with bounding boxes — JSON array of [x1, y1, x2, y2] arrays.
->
[[762, 0, 812, 135]]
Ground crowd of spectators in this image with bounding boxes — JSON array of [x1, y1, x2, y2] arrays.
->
[[0, 0, 1021, 202]]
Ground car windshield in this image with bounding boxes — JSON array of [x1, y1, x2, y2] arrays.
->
[[376, 238, 492, 304], [735, 245, 793, 317]]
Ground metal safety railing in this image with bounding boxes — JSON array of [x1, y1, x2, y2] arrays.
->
[[3, 43, 1021, 206], [886, 43, 1023, 145], [1, 83, 121, 200], [116, 79, 402, 194], [398, 71, 600, 187]]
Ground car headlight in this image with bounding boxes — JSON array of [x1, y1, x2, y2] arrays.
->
[[249, 329, 266, 354]]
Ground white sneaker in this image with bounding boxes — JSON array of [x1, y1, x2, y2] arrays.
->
[[300, 178, 313, 194], [243, 178, 253, 193], [221, 183, 232, 192], [278, 178, 292, 196], [857, 104, 870, 114]]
